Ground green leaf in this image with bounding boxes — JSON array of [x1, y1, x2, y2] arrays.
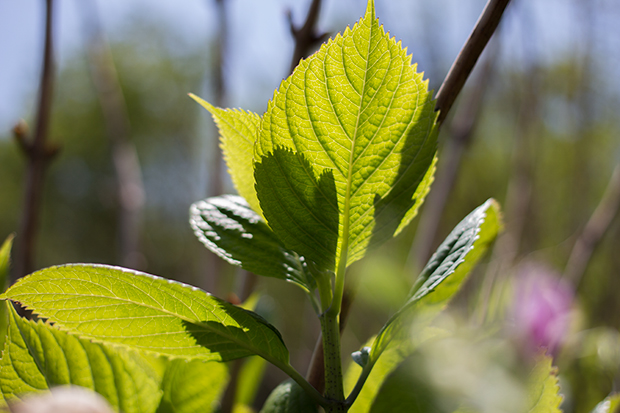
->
[[254, 0, 438, 271], [190, 195, 315, 292], [259, 379, 318, 413], [0, 265, 289, 366], [190, 93, 262, 215], [0, 235, 14, 353], [235, 356, 268, 408], [0, 235, 12, 292], [0, 302, 162, 412], [526, 353, 563, 413], [591, 394, 620, 413], [370, 199, 502, 363], [345, 327, 446, 413], [156, 359, 228, 413], [368, 355, 437, 413]]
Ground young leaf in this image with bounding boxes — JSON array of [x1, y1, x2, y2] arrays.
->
[[189, 94, 262, 215], [190, 195, 315, 292], [526, 353, 563, 413], [0, 265, 289, 367], [370, 199, 502, 363], [156, 359, 228, 413], [0, 303, 162, 413], [254, 0, 438, 272]]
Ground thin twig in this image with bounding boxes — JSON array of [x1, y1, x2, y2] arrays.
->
[[434, 0, 511, 124], [12, 0, 58, 283], [288, 0, 328, 74], [81, 2, 145, 270], [564, 165, 620, 287], [409, 46, 497, 272]]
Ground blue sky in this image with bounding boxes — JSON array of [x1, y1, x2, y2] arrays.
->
[[0, 0, 617, 134]]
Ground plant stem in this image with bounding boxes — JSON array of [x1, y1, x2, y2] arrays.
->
[[434, 0, 510, 124], [12, 0, 57, 283], [319, 312, 346, 412]]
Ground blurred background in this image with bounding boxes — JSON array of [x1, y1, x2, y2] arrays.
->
[[1, 0, 620, 411]]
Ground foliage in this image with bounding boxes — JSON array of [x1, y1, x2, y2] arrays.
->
[[1, 0, 617, 412]]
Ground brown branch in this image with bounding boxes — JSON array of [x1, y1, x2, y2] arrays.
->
[[409, 47, 497, 272], [12, 0, 58, 283], [434, 0, 511, 124], [288, 0, 328, 74], [564, 165, 620, 287], [81, 2, 145, 270]]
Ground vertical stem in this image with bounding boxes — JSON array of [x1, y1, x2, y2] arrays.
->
[[319, 312, 346, 411], [12, 0, 56, 283]]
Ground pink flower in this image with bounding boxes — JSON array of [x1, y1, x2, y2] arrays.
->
[[511, 262, 574, 357]]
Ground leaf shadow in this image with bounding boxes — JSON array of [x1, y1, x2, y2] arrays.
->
[[368, 100, 438, 253], [254, 147, 339, 272]]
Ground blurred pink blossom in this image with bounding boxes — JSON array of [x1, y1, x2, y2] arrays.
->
[[511, 262, 574, 357]]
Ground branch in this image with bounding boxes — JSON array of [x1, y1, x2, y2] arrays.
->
[[434, 0, 511, 124], [12, 0, 58, 283], [409, 46, 497, 271], [564, 165, 620, 287], [287, 0, 328, 74], [81, 2, 145, 270]]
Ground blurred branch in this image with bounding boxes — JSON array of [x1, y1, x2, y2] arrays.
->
[[12, 0, 59, 283], [435, 0, 511, 124], [287, 0, 329, 74], [409, 45, 498, 272], [81, 2, 145, 270], [564, 165, 620, 287], [210, 0, 227, 197]]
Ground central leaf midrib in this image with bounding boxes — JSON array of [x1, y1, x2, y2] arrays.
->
[[338, 17, 374, 272]]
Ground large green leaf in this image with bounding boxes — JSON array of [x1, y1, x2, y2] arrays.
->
[[526, 353, 563, 413], [0, 265, 289, 367], [254, 0, 438, 271], [370, 199, 502, 363], [0, 303, 162, 413], [156, 359, 228, 413], [190, 195, 315, 292], [190, 94, 262, 215]]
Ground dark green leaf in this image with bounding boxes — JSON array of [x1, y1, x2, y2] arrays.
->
[[259, 379, 318, 413], [370, 199, 502, 363], [190, 195, 315, 292]]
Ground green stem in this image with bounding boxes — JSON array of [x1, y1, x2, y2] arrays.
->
[[279, 361, 332, 408], [344, 361, 374, 407], [320, 311, 346, 412]]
